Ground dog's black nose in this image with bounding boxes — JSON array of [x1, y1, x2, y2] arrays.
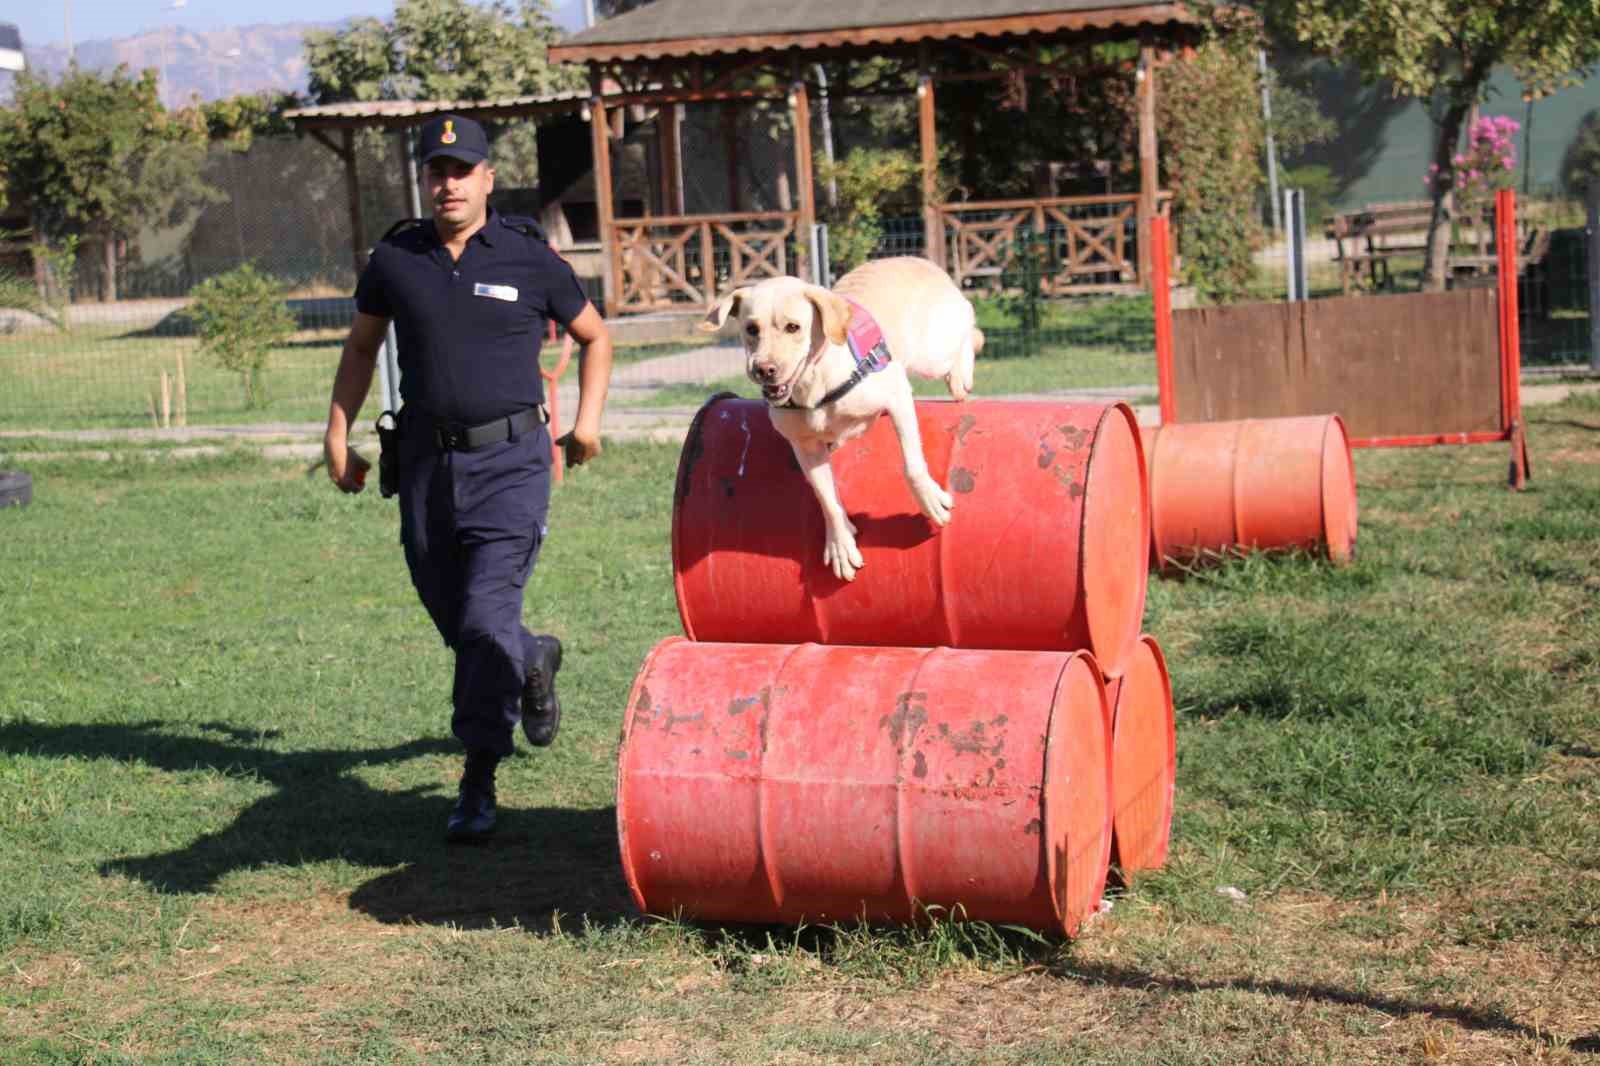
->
[[754, 363, 779, 383]]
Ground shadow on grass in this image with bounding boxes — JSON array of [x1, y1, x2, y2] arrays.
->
[[1057, 960, 1599, 1054], [0, 719, 638, 931], [1530, 416, 1600, 433], [346, 804, 640, 931]]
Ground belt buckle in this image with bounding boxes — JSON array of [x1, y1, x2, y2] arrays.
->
[[435, 424, 465, 451]]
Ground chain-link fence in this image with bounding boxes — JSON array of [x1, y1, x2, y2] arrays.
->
[[8, 136, 1591, 435]]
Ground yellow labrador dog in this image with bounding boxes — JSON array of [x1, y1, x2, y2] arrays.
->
[[702, 256, 981, 581]]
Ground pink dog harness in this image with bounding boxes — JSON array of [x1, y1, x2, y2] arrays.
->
[[779, 296, 893, 409]]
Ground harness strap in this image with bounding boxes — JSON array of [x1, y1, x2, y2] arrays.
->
[[779, 297, 893, 411]]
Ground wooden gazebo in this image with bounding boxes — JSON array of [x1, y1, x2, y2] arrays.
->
[[550, 0, 1200, 314], [282, 93, 590, 274]]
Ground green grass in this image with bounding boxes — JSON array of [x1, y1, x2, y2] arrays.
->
[[3, 395, 1600, 1059]]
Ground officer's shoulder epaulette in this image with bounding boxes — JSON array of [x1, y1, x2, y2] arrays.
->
[[380, 218, 429, 242], [499, 215, 549, 243]]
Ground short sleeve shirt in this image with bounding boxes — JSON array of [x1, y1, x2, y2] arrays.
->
[[354, 209, 589, 425]]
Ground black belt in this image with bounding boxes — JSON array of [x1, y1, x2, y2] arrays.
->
[[429, 406, 548, 451]]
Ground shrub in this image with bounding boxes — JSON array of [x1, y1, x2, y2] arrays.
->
[[1159, 35, 1267, 303], [187, 264, 296, 408], [815, 148, 922, 278]]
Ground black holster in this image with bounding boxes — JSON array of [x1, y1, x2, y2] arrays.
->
[[376, 410, 400, 499]]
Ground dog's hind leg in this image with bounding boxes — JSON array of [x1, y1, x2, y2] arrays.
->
[[792, 439, 864, 581], [887, 390, 953, 526]]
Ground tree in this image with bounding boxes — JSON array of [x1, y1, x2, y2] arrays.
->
[[1264, 0, 1600, 291], [202, 91, 304, 151], [306, 1, 581, 104], [304, 1, 582, 188], [0, 66, 214, 302]]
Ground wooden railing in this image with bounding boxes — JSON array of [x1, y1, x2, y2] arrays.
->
[[938, 193, 1173, 294], [610, 211, 799, 313]]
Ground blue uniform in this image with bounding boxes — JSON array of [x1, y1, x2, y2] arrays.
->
[[355, 208, 589, 757]]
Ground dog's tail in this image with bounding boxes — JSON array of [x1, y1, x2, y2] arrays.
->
[[947, 327, 980, 401]]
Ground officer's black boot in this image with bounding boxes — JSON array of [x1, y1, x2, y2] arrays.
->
[[521, 635, 563, 748], [446, 749, 499, 844]]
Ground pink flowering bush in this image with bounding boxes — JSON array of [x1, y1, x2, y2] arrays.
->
[[1425, 115, 1519, 210]]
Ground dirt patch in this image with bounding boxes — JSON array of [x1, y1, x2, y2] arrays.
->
[[2, 890, 425, 1057]]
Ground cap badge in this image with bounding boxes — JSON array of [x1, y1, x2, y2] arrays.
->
[[441, 120, 457, 145]]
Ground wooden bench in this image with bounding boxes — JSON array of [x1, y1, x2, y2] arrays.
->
[[1445, 224, 1551, 281], [1326, 200, 1544, 294]]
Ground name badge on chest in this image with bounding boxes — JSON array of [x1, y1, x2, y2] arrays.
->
[[473, 282, 519, 302]]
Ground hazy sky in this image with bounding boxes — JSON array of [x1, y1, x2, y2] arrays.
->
[[9, 1, 588, 48]]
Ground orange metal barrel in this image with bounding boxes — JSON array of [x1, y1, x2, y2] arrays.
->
[[672, 397, 1150, 676], [1104, 635, 1175, 877], [617, 637, 1114, 937], [1141, 415, 1357, 568]]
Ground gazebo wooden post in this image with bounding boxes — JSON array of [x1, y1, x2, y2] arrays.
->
[[789, 75, 816, 283], [589, 76, 618, 311], [1137, 33, 1159, 290], [302, 127, 366, 275], [341, 129, 366, 274], [918, 47, 946, 270], [722, 104, 742, 212], [659, 103, 685, 215]]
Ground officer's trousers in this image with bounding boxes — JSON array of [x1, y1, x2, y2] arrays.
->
[[398, 417, 552, 758]]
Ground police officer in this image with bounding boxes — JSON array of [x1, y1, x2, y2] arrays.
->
[[322, 113, 613, 843]]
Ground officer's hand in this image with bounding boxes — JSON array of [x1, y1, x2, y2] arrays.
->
[[326, 437, 371, 494], [557, 426, 602, 469]]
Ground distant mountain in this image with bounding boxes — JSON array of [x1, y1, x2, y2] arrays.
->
[[7, 2, 593, 106], [18, 22, 329, 104]]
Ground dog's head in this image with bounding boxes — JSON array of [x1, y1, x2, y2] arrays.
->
[[701, 277, 852, 405]]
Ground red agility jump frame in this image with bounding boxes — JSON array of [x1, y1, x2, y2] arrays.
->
[[1152, 189, 1530, 489]]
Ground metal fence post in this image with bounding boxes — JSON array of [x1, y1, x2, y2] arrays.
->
[[1588, 182, 1600, 373], [811, 222, 830, 287], [1284, 188, 1308, 302]]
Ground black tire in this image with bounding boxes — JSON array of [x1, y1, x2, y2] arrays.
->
[[0, 470, 32, 509]]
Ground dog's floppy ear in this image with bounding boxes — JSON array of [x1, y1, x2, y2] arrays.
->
[[701, 288, 751, 332], [805, 285, 852, 346]]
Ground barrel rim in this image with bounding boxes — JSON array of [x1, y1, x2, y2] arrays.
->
[[1079, 401, 1152, 680], [670, 393, 744, 642], [1042, 649, 1113, 937], [1109, 634, 1176, 875], [1320, 413, 1359, 564], [615, 634, 691, 915]]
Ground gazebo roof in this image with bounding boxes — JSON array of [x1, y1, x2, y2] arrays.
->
[[283, 90, 588, 131], [549, 1, 1197, 63]]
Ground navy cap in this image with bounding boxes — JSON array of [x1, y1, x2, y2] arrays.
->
[[418, 114, 489, 166]]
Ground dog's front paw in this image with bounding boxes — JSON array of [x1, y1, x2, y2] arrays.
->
[[913, 479, 955, 527], [823, 526, 864, 581]]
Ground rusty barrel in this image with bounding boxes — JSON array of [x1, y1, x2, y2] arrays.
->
[[1141, 415, 1357, 568], [1105, 635, 1175, 877], [617, 637, 1114, 937], [673, 397, 1150, 677]]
